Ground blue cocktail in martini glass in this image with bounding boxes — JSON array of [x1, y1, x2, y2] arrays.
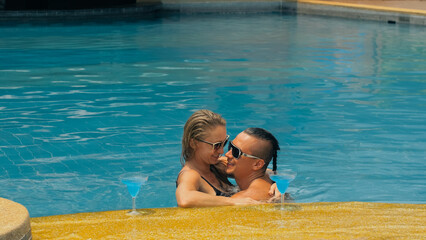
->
[[121, 174, 148, 215], [270, 170, 296, 210]]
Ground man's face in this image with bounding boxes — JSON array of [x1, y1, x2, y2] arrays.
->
[[225, 132, 262, 177]]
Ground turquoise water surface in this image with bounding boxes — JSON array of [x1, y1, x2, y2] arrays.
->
[[1, 14, 425, 217]]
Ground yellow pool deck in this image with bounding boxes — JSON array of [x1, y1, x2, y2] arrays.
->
[[31, 202, 425, 239]]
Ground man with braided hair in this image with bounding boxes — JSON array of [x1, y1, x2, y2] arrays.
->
[[224, 127, 280, 201]]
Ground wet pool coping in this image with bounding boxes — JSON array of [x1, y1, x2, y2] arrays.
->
[[0, 0, 425, 25]]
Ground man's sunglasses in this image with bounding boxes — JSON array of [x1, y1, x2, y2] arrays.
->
[[228, 141, 262, 160], [196, 135, 229, 151]]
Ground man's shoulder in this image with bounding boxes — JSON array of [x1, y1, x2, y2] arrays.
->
[[250, 178, 272, 190], [242, 178, 272, 201]]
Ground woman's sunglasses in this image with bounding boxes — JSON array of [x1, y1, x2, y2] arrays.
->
[[196, 135, 229, 151], [228, 141, 262, 160]]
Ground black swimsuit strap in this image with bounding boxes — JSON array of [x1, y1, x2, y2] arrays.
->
[[200, 176, 224, 196]]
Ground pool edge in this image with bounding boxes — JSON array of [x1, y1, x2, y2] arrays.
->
[[30, 202, 426, 239], [281, 0, 426, 25]]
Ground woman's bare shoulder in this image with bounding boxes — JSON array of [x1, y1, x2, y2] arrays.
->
[[179, 166, 200, 175], [177, 166, 201, 183]]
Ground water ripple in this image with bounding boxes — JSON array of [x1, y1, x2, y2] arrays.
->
[[0, 94, 48, 99], [67, 68, 85, 71], [139, 73, 168, 77]]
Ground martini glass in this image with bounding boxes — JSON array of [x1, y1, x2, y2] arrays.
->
[[121, 174, 148, 216], [270, 170, 296, 210]]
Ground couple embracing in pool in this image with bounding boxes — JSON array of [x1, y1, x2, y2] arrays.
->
[[176, 109, 281, 207]]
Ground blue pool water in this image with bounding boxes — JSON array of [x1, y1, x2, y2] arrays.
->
[[0, 14, 425, 217]]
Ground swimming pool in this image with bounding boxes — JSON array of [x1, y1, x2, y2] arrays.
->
[[1, 13, 425, 217]]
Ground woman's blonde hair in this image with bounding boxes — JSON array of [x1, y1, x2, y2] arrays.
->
[[181, 109, 226, 165]]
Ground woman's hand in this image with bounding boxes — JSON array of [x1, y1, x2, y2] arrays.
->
[[267, 182, 282, 203], [213, 156, 228, 174], [217, 156, 228, 166]]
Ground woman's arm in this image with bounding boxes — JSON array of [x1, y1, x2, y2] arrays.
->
[[176, 170, 258, 207]]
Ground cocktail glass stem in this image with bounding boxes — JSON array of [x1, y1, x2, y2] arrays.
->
[[280, 194, 285, 210], [128, 197, 140, 215], [132, 197, 136, 213]]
